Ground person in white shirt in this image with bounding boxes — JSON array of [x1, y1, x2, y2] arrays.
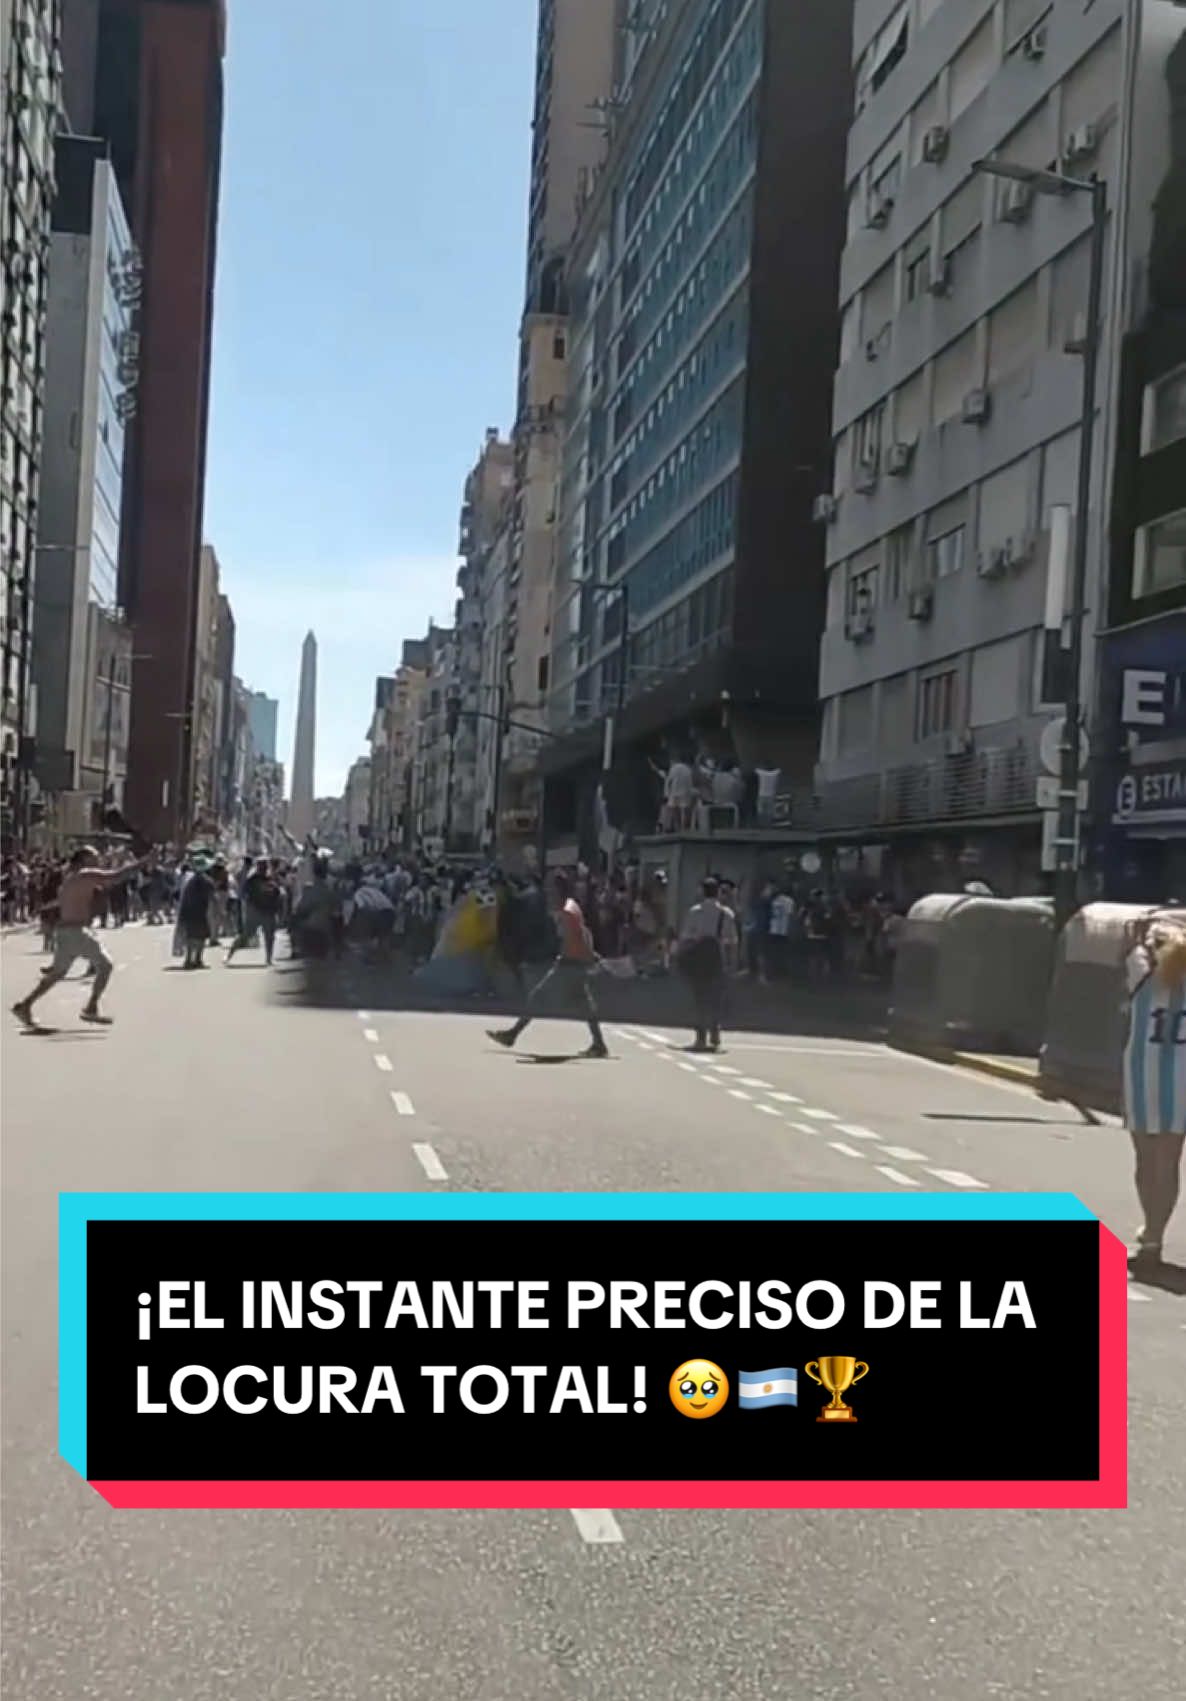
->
[[754, 766, 780, 827], [677, 877, 739, 1052], [767, 886, 795, 979], [661, 756, 695, 832]]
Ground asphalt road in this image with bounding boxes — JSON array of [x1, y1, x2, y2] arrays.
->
[[3, 922, 1183, 1700]]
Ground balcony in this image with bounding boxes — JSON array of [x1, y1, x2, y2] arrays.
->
[[817, 744, 1040, 836]]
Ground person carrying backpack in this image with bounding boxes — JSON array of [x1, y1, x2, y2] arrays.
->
[[675, 876, 739, 1052]]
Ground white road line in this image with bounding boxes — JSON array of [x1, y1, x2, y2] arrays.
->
[[836, 1124, 880, 1141], [362, 1028, 379, 1043], [876, 1165, 922, 1187], [700, 1074, 723, 1086], [927, 1168, 989, 1189], [391, 1091, 416, 1117], [722, 1042, 885, 1056], [753, 1103, 781, 1117], [829, 1141, 865, 1159], [636, 1041, 654, 1051], [1127, 1288, 1152, 1304], [802, 1108, 838, 1121], [412, 1141, 447, 1180], [611, 1029, 635, 1043], [878, 1145, 928, 1162], [356, 1010, 370, 1020], [728, 1088, 752, 1101], [373, 1054, 394, 1073], [676, 1060, 698, 1072], [711, 1064, 742, 1075], [790, 1122, 820, 1136], [641, 1031, 669, 1045], [570, 1508, 624, 1545], [769, 1091, 803, 1104], [738, 1077, 774, 1090]]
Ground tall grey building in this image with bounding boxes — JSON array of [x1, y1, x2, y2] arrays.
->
[[31, 138, 140, 837], [246, 690, 278, 764], [815, 0, 1131, 896], [1, 0, 62, 839]]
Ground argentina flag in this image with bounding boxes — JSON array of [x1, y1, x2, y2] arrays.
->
[[738, 1368, 798, 1410]]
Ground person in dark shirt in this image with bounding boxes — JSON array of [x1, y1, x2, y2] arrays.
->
[[178, 860, 215, 970], [225, 859, 284, 966]]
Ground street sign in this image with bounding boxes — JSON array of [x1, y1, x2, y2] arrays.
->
[[1039, 716, 1090, 776], [1035, 776, 1089, 811]]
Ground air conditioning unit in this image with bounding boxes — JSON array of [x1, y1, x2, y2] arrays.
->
[[926, 253, 953, 296], [886, 440, 915, 476], [854, 459, 879, 494], [946, 729, 974, 756], [921, 125, 950, 164], [962, 387, 991, 424], [907, 587, 934, 621], [866, 192, 892, 230], [847, 610, 875, 641], [812, 493, 838, 523], [1062, 123, 1098, 166], [1021, 22, 1048, 60], [1002, 531, 1036, 569], [1001, 179, 1034, 223], [978, 545, 1007, 579]]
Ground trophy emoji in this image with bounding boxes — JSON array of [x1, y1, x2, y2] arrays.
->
[[804, 1356, 869, 1423]]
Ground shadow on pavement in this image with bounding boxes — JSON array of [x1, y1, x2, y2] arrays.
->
[[1130, 1260, 1186, 1298], [269, 951, 889, 1043]]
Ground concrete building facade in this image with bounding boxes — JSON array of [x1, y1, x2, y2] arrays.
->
[[543, 0, 854, 857], [814, 0, 1132, 897], [454, 428, 513, 852], [1, 0, 62, 840], [246, 690, 277, 764], [31, 141, 139, 839]]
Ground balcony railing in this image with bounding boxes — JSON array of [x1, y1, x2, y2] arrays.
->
[[816, 743, 1039, 834]]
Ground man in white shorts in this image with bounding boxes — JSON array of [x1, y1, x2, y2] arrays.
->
[[12, 845, 146, 1027]]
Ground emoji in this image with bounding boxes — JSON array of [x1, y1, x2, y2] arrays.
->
[[669, 1358, 730, 1419]]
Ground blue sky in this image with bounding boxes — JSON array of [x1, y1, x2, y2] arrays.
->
[[204, 0, 535, 796]]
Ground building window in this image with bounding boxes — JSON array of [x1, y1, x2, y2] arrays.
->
[[1144, 366, 1186, 455], [870, 6, 909, 96], [847, 563, 879, 624], [928, 525, 965, 580], [917, 669, 957, 740], [853, 402, 885, 480], [905, 245, 931, 302], [1133, 508, 1186, 599], [553, 333, 567, 359], [885, 524, 912, 599]]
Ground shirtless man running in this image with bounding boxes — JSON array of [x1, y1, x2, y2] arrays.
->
[[12, 844, 147, 1028]]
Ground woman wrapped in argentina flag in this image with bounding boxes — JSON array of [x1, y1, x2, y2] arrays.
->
[[1122, 914, 1186, 1269]]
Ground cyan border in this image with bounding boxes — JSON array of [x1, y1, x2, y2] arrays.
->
[[59, 1189, 1095, 1479]]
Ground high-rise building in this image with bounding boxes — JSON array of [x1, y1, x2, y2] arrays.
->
[[368, 641, 429, 853], [499, 0, 619, 851], [2, 0, 63, 841], [66, 0, 227, 843], [342, 755, 371, 852], [1094, 5, 1186, 900], [288, 630, 317, 843], [189, 543, 223, 835], [542, 0, 854, 857], [813, 0, 1132, 897], [31, 139, 139, 840], [454, 428, 513, 851], [246, 690, 278, 763]]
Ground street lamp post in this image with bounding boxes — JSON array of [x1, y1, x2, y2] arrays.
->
[[973, 160, 1107, 930]]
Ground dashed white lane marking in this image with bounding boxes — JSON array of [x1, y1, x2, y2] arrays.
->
[[728, 1089, 753, 1102], [878, 1145, 928, 1162], [412, 1141, 447, 1180], [836, 1124, 880, 1141], [769, 1091, 802, 1104], [790, 1122, 821, 1136], [356, 1010, 371, 1020], [1127, 1288, 1151, 1303], [391, 1091, 415, 1117], [927, 1168, 988, 1189], [876, 1165, 922, 1187], [636, 1041, 654, 1051], [700, 1074, 723, 1086], [737, 1077, 774, 1090], [362, 1028, 379, 1043], [571, 1509, 624, 1545], [829, 1142, 865, 1159], [677, 1061, 698, 1073], [612, 1029, 634, 1042], [802, 1108, 838, 1121], [753, 1103, 781, 1117], [373, 1054, 393, 1073], [711, 1064, 742, 1075], [641, 1031, 668, 1045]]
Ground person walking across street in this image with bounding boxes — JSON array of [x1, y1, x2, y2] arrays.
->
[[1122, 912, 1186, 1270], [487, 872, 608, 1059], [676, 876, 739, 1053], [12, 846, 147, 1027], [177, 857, 215, 969], [225, 858, 284, 966]]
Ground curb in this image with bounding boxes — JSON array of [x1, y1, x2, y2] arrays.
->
[[900, 1042, 1041, 1089]]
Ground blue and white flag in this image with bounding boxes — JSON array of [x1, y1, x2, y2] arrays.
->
[[738, 1368, 798, 1410]]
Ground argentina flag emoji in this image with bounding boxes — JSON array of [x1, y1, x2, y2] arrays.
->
[[738, 1368, 798, 1410]]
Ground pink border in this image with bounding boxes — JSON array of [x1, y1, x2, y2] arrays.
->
[[91, 1226, 1127, 1512]]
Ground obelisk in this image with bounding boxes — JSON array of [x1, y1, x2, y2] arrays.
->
[[288, 630, 317, 843]]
